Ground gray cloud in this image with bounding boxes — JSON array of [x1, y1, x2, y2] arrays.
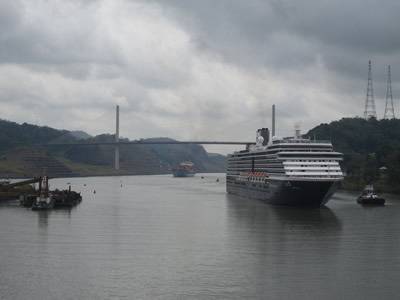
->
[[0, 0, 399, 154], [147, 0, 400, 74]]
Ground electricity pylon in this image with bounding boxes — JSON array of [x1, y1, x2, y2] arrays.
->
[[363, 60, 377, 119], [383, 65, 395, 119]]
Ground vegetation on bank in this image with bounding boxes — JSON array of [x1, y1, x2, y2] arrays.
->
[[0, 119, 227, 178], [307, 117, 400, 193], [1, 117, 400, 193], [57, 157, 133, 177]]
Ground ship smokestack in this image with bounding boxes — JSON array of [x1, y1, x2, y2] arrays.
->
[[272, 104, 275, 138], [256, 128, 269, 146]]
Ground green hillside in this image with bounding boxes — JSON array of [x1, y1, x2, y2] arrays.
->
[[0, 120, 77, 154], [307, 117, 400, 192], [2, 117, 399, 193], [0, 119, 227, 177]]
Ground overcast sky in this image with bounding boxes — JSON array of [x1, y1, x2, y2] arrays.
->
[[1, 0, 399, 154]]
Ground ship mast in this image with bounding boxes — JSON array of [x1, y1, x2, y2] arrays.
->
[[294, 122, 301, 139]]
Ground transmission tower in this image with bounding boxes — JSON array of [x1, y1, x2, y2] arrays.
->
[[363, 60, 377, 119], [383, 65, 395, 119]]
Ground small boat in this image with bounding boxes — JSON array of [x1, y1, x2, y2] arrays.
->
[[32, 175, 54, 210], [357, 185, 385, 205]]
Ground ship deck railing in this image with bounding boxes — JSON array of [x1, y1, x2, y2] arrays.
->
[[273, 139, 332, 144]]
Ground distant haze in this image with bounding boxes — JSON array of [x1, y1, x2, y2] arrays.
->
[[0, 0, 399, 154]]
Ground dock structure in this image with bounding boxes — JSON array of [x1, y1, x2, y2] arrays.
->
[[0, 178, 39, 201], [0, 178, 40, 190]]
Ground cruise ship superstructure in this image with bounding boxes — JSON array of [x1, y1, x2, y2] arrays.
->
[[226, 124, 344, 207]]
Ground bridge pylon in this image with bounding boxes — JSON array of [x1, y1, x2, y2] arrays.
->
[[115, 105, 120, 170]]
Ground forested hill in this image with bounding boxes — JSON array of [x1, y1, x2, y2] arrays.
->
[[0, 119, 226, 177], [306, 117, 400, 153], [0, 119, 78, 152], [307, 117, 400, 192]]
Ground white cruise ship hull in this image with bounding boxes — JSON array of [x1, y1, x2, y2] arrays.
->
[[226, 178, 341, 207]]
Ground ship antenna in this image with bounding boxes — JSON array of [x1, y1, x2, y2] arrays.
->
[[294, 122, 301, 138]]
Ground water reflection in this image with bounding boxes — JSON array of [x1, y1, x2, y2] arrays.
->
[[37, 210, 50, 228], [224, 194, 345, 298], [225, 193, 343, 259], [226, 193, 342, 232]]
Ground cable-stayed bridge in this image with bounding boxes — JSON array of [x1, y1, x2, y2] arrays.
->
[[46, 141, 253, 146], [41, 106, 255, 170]]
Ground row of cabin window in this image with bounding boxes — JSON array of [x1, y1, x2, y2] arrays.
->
[[289, 170, 341, 172]]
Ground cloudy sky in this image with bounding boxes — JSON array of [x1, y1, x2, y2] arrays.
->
[[1, 0, 399, 154]]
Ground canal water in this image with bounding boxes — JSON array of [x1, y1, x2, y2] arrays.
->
[[1, 174, 399, 299]]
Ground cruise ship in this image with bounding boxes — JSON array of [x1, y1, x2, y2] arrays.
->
[[226, 126, 344, 207]]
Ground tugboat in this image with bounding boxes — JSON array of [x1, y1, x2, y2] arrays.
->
[[357, 185, 385, 205], [32, 175, 54, 210]]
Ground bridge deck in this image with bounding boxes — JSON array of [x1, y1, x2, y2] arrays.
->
[[41, 141, 255, 146]]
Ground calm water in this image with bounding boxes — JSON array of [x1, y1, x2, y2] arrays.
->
[[1, 174, 400, 299]]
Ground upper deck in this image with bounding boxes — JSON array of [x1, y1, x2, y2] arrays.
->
[[272, 138, 332, 144], [230, 137, 335, 157]]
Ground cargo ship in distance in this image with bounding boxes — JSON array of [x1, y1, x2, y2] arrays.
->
[[226, 125, 344, 207], [171, 161, 196, 177]]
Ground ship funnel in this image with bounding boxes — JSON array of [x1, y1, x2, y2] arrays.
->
[[256, 128, 269, 146]]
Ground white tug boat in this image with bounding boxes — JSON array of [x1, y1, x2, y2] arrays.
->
[[357, 185, 385, 205], [226, 114, 344, 207], [32, 175, 54, 211]]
